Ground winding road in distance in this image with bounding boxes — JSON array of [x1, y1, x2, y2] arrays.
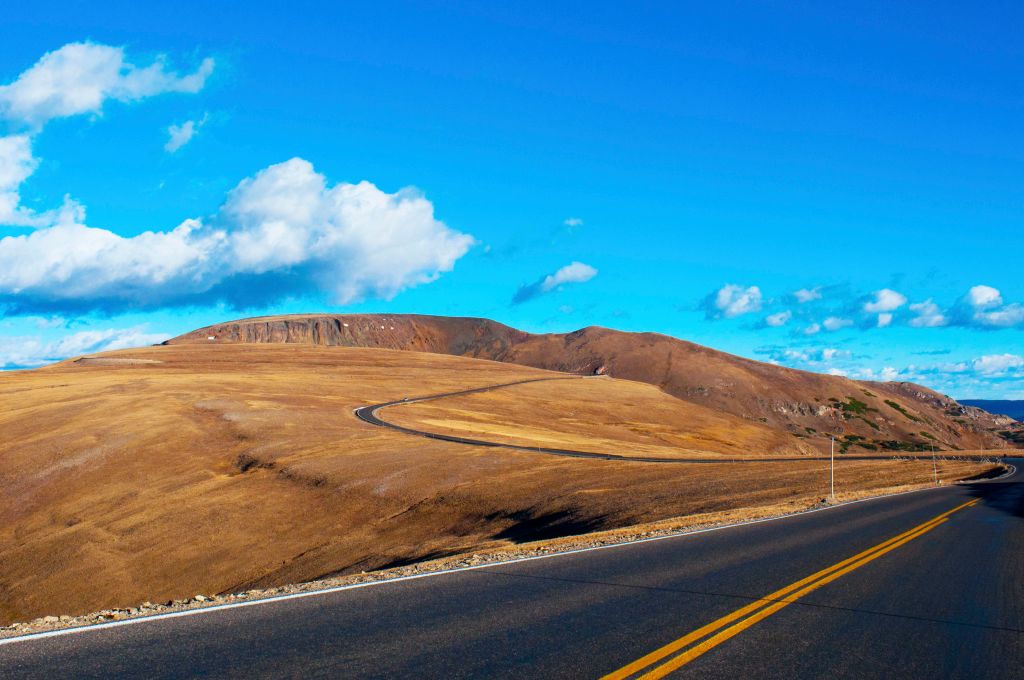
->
[[354, 377, 1010, 466], [1, 461, 1019, 678]]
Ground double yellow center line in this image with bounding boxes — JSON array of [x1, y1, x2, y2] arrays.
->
[[603, 497, 980, 679]]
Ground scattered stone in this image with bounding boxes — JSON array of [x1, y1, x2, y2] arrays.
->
[[193, 594, 208, 602]]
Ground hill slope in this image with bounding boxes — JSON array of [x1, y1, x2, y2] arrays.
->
[[170, 314, 1022, 453], [5, 343, 992, 625]]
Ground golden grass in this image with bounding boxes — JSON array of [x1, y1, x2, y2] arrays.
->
[[0, 343, 998, 624]]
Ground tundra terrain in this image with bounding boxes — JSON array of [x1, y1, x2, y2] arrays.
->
[[172, 314, 1023, 453], [0, 341, 1001, 625]]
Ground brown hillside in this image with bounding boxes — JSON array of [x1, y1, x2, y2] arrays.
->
[[170, 314, 1022, 453], [0, 344, 996, 625]]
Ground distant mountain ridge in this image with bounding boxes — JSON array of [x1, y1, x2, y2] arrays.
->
[[960, 400, 1024, 421], [168, 314, 1024, 453]]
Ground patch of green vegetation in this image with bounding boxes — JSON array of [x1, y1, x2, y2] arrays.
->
[[873, 439, 932, 452], [998, 429, 1024, 445], [838, 434, 872, 453], [839, 397, 878, 419], [920, 431, 937, 441], [857, 416, 881, 431], [804, 426, 817, 434], [862, 389, 877, 398], [884, 399, 921, 423]]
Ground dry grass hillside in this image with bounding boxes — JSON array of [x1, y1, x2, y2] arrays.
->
[[171, 314, 1023, 453], [0, 343, 997, 625]]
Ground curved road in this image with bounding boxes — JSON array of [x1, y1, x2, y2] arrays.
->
[[354, 377, 1010, 466], [1, 462, 1019, 678]]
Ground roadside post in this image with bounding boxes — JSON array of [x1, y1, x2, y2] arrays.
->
[[830, 436, 836, 502]]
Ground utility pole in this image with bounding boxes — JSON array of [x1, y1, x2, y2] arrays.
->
[[830, 436, 836, 501], [932, 443, 939, 486]]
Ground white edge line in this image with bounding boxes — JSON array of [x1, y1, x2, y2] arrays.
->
[[1, 460, 1016, 647]]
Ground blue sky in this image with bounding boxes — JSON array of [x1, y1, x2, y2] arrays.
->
[[1, 2, 1022, 398]]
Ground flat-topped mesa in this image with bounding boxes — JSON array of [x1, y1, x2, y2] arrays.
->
[[169, 314, 530, 360], [168, 313, 1023, 452]]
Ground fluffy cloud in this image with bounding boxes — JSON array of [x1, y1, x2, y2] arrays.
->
[[0, 43, 213, 231], [703, 284, 762, 319], [955, 285, 1024, 329], [563, 217, 583, 228], [755, 346, 849, 365], [0, 158, 475, 313], [879, 366, 900, 381], [973, 354, 1024, 376], [822, 316, 852, 331], [863, 288, 907, 313], [726, 282, 1023, 333], [0, 134, 81, 227], [793, 287, 822, 303], [966, 285, 1001, 309], [165, 113, 208, 153], [513, 261, 598, 304], [0, 326, 168, 369], [0, 134, 39, 225], [0, 42, 214, 128], [909, 299, 948, 328]]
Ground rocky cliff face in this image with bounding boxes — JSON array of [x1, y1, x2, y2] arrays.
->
[[169, 314, 1023, 453]]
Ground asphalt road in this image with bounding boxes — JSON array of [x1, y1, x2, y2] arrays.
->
[[355, 378, 1011, 466], [2, 462, 1020, 679]]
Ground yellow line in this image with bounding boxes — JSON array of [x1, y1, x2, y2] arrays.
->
[[602, 498, 978, 680]]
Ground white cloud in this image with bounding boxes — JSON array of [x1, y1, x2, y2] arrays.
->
[[764, 310, 792, 327], [0, 133, 84, 227], [164, 113, 208, 153], [972, 354, 1024, 376], [822, 316, 852, 331], [540, 261, 597, 292], [973, 305, 1024, 328], [879, 366, 900, 381], [758, 346, 849, 365], [966, 285, 1002, 309], [803, 323, 821, 335], [863, 288, 907, 313], [0, 158, 475, 311], [821, 348, 848, 362], [793, 287, 822, 303], [563, 217, 583, 228], [708, 284, 762, 319], [909, 299, 947, 328], [947, 285, 1024, 328], [512, 261, 598, 304], [0, 42, 214, 128], [0, 326, 167, 368], [51, 327, 169, 356], [877, 312, 893, 328], [0, 135, 37, 224], [827, 368, 848, 377], [0, 43, 212, 230]]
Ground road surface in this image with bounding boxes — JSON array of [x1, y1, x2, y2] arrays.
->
[[1, 461, 1019, 679], [355, 378, 1010, 466]]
